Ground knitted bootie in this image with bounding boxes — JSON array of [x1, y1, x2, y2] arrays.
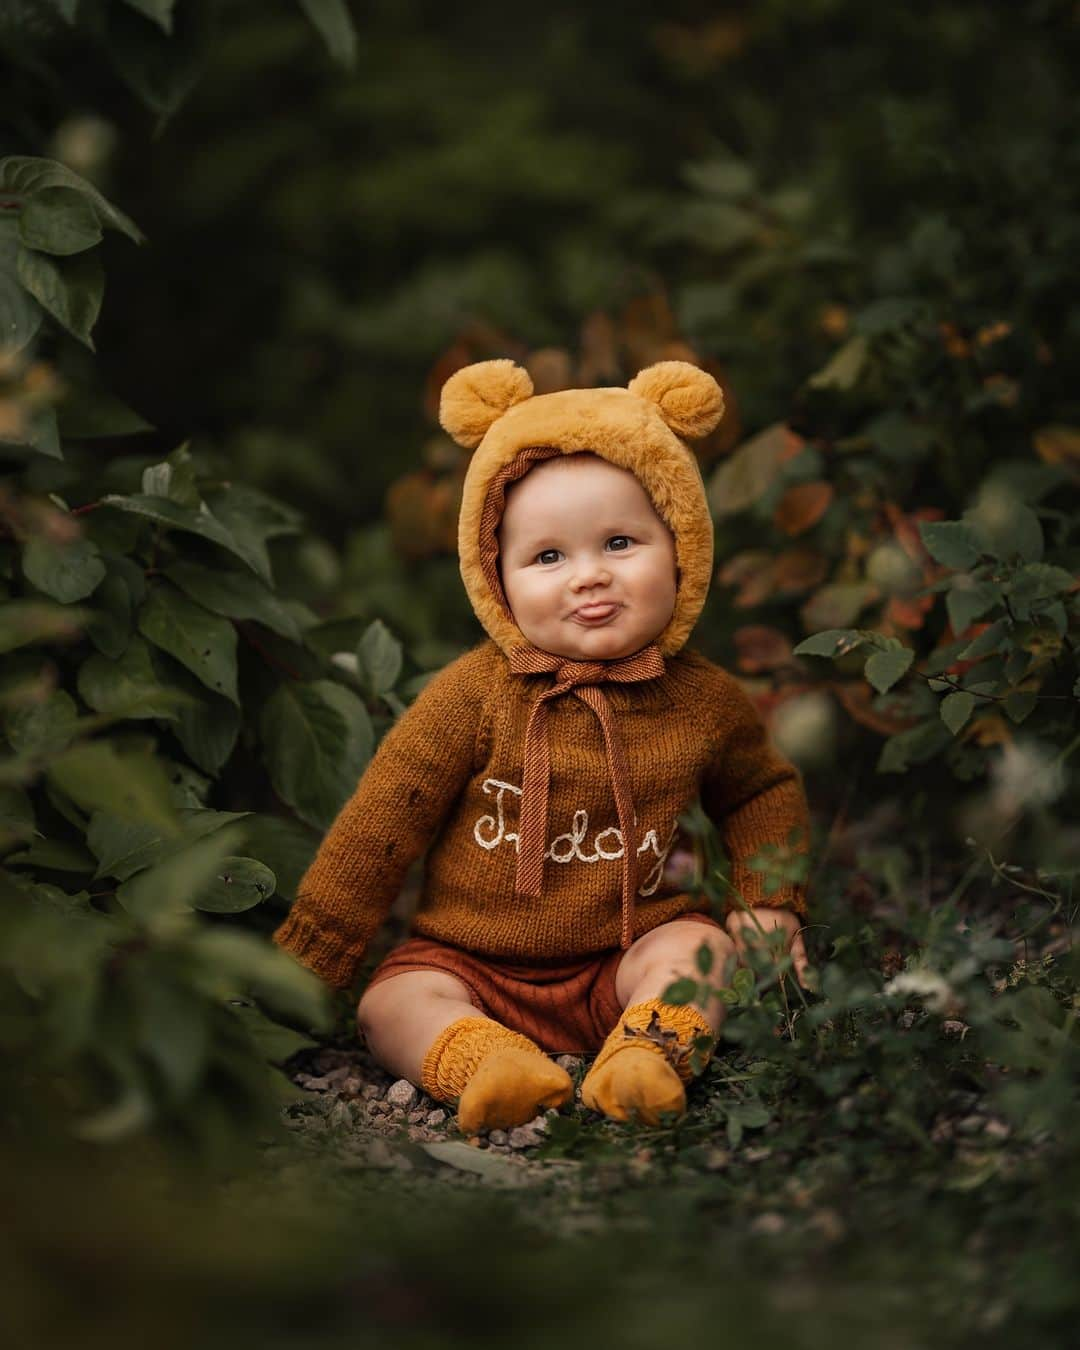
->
[[580, 998, 715, 1125], [420, 1016, 573, 1134]]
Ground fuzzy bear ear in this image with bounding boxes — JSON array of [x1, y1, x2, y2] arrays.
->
[[627, 361, 725, 440], [439, 360, 535, 448]]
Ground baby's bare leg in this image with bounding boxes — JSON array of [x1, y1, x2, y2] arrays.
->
[[581, 922, 737, 1125], [357, 968, 573, 1130], [614, 920, 738, 1032], [357, 970, 481, 1084]]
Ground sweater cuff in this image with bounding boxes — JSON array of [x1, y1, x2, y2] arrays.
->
[[272, 908, 366, 992], [725, 870, 809, 917]]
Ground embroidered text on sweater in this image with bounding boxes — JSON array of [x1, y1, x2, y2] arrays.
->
[[473, 776, 677, 895]]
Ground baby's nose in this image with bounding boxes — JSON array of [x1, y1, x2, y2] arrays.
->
[[570, 563, 612, 590]]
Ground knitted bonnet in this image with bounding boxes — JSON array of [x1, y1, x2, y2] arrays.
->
[[442, 359, 724, 659]]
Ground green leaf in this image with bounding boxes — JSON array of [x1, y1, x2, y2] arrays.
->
[[116, 824, 244, 921], [4, 689, 79, 755], [707, 423, 789, 518], [940, 691, 976, 736], [420, 1140, 529, 1183], [87, 807, 248, 882], [193, 857, 276, 913], [173, 686, 240, 776], [695, 941, 714, 976], [15, 406, 63, 458], [48, 742, 180, 835], [22, 533, 105, 604], [799, 582, 876, 631], [297, 0, 357, 67], [122, 0, 177, 32], [864, 646, 914, 694], [806, 334, 869, 391], [86, 561, 143, 659], [185, 927, 331, 1028], [138, 583, 239, 705], [140, 445, 200, 507], [1006, 563, 1076, 622], [0, 216, 44, 353], [0, 157, 143, 245], [18, 187, 103, 256], [226, 999, 319, 1064], [877, 719, 953, 774], [1004, 692, 1038, 725], [239, 813, 319, 901], [964, 484, 1044, 563], [99, 494, 270, 581], [662, 976, 699, 1005], [0, 600, 86, 653], [957, 618, 1011, 662], [204, 484, 303, 585], [0, 785, 34, 838], [792, 629, 868, 659], [357, 618, 403, 695], [946, 580, 1000, 636], [732, 966, 755, 1000], [129, 966, 208, 1104], [7, 836, 96, 873], [15, 245, 104, 348], [77, 636, 188, 720], [164, 560, 302, 641], [918, 520, 981, 570], [260, 680, 374, 830]]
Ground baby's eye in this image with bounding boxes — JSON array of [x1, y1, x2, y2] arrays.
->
[[536, 548, 563, 565], [606, 535, 632, 552]]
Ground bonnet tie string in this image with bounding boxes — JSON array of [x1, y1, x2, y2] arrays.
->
[[507, 642, 666, 950]]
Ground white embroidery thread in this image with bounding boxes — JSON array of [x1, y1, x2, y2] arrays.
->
[[472, 776, 677, 897]]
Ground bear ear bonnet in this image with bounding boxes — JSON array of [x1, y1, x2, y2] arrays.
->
[[627, 360, 724, 440], [439, 359, 535, 448]]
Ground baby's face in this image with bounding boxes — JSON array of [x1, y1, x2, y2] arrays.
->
[[497, 453, 677, 662]]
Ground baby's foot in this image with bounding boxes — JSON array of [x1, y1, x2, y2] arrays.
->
[[457, 1048, 573, 1134], [579, 1046, 686, 1126]]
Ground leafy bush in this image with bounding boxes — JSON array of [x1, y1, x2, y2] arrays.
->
[[0, 160, 433, 1146]]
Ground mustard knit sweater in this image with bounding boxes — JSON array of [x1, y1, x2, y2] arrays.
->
[[272, 640, 810, 990]]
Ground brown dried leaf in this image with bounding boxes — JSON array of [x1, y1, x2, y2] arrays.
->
[[1034, 424, 1080, 468], [577, 311, 620, 386], [734, 625, 793, 674], [771, 547, 828, 597], [526, 347, 574, 395], [773, 481, 834, 536]]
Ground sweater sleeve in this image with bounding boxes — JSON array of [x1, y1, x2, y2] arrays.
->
[[271, 646, 490, 989], [699, 667, 811, 916]]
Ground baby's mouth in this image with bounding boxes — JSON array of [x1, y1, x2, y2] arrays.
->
[[573, 602, 620, 623]]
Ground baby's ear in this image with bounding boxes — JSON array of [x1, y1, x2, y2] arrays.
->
[[628, 361, 724, 440], [439, 359, 534, 448]]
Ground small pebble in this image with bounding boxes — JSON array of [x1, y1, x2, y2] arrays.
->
[[750, 1212, 786, 1236], [408, 1109, 427, 1123], [361, 1084, 382, 1100], [508, 1125, 542, 1150], [385, 1079, 419, 1111], [425, 1109, 448, 1126], [555, 1055, 582, 1073], [488, 1129, 508, 1146]]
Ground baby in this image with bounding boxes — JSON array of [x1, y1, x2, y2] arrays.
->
[[273, 359, 812, 1133]]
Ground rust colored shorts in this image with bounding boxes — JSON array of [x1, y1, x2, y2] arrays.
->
[[363, 911, 722, 1054]]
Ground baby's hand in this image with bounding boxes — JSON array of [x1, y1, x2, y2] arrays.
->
[[725, 905, 813, 990]]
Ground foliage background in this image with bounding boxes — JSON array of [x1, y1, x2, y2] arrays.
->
[[2, 2, 1079, 1346]]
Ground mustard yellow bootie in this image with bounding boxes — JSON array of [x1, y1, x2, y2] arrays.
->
[[420, 1016, 573, 1134], [580, 998, 715, 1125]]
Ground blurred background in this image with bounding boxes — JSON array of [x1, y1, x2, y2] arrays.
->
[[2, 2, 1079, 1346]]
